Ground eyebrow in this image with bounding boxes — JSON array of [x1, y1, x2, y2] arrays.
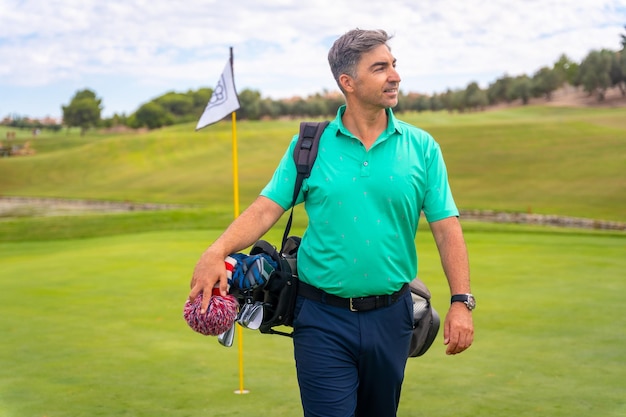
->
[[369, 58, 397, 71]]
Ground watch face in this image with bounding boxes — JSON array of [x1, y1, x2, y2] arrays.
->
[[466, 295, 476, 310]]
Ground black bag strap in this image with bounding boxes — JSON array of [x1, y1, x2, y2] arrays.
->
[[280, 121, 329, 253]]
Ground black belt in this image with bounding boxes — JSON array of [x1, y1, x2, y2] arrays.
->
[[298, 281, 409, 312]]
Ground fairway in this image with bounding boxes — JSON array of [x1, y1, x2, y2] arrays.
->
[[1, 224, 624, 417], [1, 106, 625, 416]]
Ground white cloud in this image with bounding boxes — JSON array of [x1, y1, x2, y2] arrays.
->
[[1, 0, 625, 117]]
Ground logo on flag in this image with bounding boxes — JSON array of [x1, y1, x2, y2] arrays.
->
[[196, 58, 241, 130], [207, 74, 231, 109]]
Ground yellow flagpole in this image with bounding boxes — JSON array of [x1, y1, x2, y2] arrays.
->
[[231, 113, 240, 218], [231, 110, 249, 395]]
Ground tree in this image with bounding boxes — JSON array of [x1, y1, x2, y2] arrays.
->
[[155, 92, 194, 117], [464, 81, 488, 110], [429, 94, 444, 111], [553, 54, 579, 86], [532, 67, 560, 100], [257, 98, 279, 119], [325, 93, 345, 116], [487, 75, 514, 104], [619, 49, 626, 96], [509, 75, 532, 104], [291, 97, 309, 117], [191, 88, 213, 116], [449, 89, 467, 113], [414, 95, 430, 112], [579, 49, 613, 101], [237, 89, 262, 120], [609, 51, 625, 96], [130, 102, 172, 129], [61, 89, 103, 135], [612, 26, 626, 96], [101, 112, 128, 129], [307, 93, 331, 117]]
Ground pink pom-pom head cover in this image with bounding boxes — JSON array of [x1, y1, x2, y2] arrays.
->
[[184, 286, 239, 336]]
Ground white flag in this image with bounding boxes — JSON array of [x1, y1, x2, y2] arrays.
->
[[196, 58, 240, 130]]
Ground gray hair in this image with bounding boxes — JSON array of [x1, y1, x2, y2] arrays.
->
[[328, 29, 393, 92]]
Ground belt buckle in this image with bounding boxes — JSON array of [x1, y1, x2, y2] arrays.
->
[[349, 298, 358, 312]]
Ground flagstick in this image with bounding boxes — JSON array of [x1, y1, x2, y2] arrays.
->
[[231, 113, 240, 219], [195, 47, 247, 394], [230, 110, 249, 395]]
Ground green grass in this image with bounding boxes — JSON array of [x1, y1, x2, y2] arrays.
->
[[1, 106, 625, 221], [1, 107, 625, 416], [1, 225, 624, 417], [0, 209, 223, 242]]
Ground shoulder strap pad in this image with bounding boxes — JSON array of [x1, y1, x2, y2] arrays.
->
[[280, 121, 328, 253], [293, 121, 329, 180]]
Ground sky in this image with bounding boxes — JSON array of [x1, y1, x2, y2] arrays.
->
[[1, 0, 625, 120]]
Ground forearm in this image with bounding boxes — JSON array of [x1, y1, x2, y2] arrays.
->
[[189, 196, 285, 310], [430, 216, 474, 355], [429, 216, 471, 295]]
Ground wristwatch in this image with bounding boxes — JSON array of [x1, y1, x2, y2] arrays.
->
[[451, 294, 476, 311]]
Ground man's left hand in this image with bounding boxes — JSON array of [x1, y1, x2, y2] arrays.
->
[[443, 303, 474, 355]]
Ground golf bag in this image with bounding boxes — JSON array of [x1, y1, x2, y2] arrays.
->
[[408, 278, 441, 357], [248, 237, 300, 336]]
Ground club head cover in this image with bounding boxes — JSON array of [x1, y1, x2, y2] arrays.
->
[[183, 288, 238, 336]]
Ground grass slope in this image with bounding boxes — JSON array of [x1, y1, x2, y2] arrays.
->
[[1, 106, 625, 221]]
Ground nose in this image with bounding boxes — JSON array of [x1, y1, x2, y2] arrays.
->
[[389, 66, 401, 83]]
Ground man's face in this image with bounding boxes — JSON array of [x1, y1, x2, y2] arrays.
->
[[350, 44, 401, 109]]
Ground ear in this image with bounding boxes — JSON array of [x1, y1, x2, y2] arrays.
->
[[339, 74, 355, 93]]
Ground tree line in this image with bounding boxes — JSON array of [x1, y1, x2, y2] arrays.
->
[[4, 28, 625, 134], [123, 38, 626, 130]]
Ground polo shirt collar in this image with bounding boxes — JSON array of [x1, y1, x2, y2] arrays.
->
[[332, 105, 403, 140]]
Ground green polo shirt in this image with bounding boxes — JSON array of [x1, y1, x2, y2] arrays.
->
[[261, 106, 459, 298]]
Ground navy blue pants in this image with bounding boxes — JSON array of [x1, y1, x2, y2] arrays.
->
[[292, 289, 414, 417]]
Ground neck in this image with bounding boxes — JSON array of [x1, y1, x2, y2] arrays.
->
[[341, 102, 388, 149]]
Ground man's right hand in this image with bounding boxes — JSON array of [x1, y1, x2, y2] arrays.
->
[[187, 197, 286, 313], [188, 249, 229, 314]]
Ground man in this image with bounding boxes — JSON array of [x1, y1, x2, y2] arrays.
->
[[189, 28, 474, 417]]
